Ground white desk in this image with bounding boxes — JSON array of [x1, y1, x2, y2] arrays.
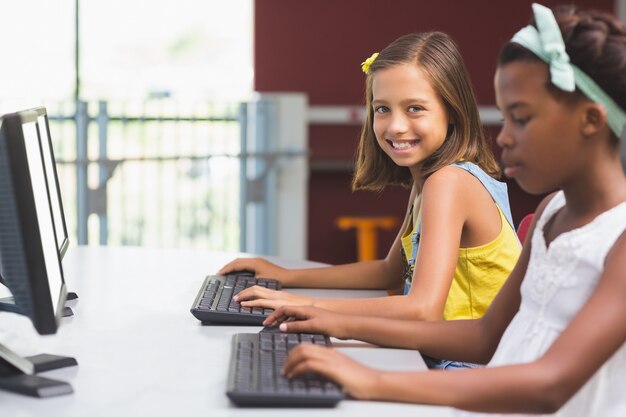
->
[[0, 246, 455, 417]]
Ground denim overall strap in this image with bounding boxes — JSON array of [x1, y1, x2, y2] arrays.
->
[[451, 161, 516, 231], [403, 162, 517, 295], [402, 214, 421, 295]]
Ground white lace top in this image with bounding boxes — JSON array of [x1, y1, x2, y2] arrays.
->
[[457, 191, 626, 417]]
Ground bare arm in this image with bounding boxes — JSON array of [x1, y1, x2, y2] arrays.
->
[[282, 220, 626, 413], [220, 256, 405, 289], [368, 228, 626, 412], [283, 346, 561, 413], [227, 228, 406, 307], [288, 167, 500, 319], [313, 170, 464, 320], [218, 188, 414, 290], [269, 195, 548, 361], [269, 226, 528, 363]]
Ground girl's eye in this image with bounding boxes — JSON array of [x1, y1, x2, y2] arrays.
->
[[374, 106, 389, 114], [408, 106, 423, 113], [512, 116, 530, 126], [503, 112, 530, 127]]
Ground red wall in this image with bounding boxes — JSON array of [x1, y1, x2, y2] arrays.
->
[[254, 0, 615, 263]]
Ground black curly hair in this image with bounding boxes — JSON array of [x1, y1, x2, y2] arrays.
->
[[499, 5, 626, 142]]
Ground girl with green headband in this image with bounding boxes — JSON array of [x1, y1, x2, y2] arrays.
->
[[220, 31, 521, 368], [263, 4, 626, 415]]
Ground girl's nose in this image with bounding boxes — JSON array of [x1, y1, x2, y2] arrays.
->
[[388, 113, 409, 135], [495, 123, 513, 149]]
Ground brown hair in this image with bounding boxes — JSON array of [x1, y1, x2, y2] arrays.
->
[[499, 5, 626, 143], [352, 32, 500, 192]]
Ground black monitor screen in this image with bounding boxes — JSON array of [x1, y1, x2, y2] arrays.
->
[[0, 107, 67, 334]]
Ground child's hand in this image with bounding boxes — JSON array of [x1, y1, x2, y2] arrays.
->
[[234, 287, 313, 310], [263, 305, 350, 339], [282, 344, 380, 400], [217, 257, 289, 283]]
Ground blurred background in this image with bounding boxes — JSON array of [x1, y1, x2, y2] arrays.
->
[[1, 0, 622, 265]]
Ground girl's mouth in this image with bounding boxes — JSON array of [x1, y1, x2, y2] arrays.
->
[[503, 163, 523, 177], [387, 139, 419, 150]]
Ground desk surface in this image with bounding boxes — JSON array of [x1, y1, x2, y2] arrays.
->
[[0, 246, 455, 417]]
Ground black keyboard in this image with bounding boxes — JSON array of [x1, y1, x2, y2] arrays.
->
[[226, 330, 344, 407], [190, 273, 282, 325]]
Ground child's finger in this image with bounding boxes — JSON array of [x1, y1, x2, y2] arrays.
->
[[264, 305, 314, 328], [279, 318, 315, 334], [263, 307, 285, 325], [282, 344, 326, 376], [233, 285, 270, 301], [217, 258, 248, 274], [240, 298, 274, 309]]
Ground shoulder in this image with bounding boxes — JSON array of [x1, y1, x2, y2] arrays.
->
[[603, 200, 626, 267], [534, 192, 560, 220], [517, 191, 560, 242], [422, 164, 492, 202], [422, 164, 474, 192], [605, 229, 626, 270], [420, 166, 478, 217]]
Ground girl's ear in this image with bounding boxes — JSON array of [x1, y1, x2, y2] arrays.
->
[[581, 102, 608, 138]]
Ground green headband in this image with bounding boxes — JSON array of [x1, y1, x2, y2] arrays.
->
[[511, 3, 626, 138]]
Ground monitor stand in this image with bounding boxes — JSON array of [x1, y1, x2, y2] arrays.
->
[[0, 293, 78, 317], [62, 291, 79, 317], [0, 273, 78, 303], [0, 293, 78, 397], [0, 342, 76, 397]]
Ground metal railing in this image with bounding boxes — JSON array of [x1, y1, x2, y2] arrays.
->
[[43, 96, 309, 259], [49, 99, 242, 252]]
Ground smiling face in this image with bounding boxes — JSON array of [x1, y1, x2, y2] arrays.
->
[[495, 60, 589, 194], [372, 63, 450, 178]]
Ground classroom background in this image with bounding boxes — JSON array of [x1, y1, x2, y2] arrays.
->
[[1, 0, 621, 264]]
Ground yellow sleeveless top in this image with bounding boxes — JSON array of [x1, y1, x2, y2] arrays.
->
[[401, 205, 520, 320]]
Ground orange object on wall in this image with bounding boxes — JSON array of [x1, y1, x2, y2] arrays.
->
[[336, 216, 399, 261]]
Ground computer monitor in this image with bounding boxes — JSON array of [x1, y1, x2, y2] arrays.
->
[[0, 107, 76, 397], [36, 111, 69, 259]]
